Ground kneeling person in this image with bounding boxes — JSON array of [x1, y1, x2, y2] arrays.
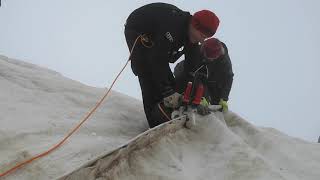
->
[[174, 38, 234, 112]]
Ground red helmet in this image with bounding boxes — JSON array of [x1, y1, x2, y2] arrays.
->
[[191, 10, 220, 37], [201, 38, 225, 60]]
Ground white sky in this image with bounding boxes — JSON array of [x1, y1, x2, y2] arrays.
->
[[0, 0, 319, 142]]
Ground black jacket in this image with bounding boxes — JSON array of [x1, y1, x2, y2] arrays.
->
[[175, 42, 234, 104], [125, 3, 193, 98]]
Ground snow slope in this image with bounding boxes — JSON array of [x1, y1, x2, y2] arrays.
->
[[1, 55, 320, 180], [0, 55, 146, 180], [61, 111, 320, 180]]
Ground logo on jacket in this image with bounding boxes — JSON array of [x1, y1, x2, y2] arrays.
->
[[165, 32, 174, 43]]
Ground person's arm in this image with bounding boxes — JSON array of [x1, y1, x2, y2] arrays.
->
[[219, 43, 234, 101]]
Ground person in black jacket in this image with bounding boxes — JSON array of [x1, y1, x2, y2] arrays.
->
[[174, 38, 234, 112], [124, 3, 220, 128]]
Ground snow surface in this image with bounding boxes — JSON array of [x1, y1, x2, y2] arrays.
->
[[1, 55, 320, 180], [0, 55, 146, 179]]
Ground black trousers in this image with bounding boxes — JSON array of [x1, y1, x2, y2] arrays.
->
[[125, 27, 171, 128], [138, 75, 169, 128]]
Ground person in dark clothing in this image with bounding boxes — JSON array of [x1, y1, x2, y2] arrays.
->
[[174, 38, 234, 112], [124, 3, 220, 128]]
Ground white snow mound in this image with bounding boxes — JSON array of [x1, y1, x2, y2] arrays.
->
[[1, 55, 320, 180], [60, 111, 320, 180]]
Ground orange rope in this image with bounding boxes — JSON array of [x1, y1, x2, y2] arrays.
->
[[158, 103, 171, 121], [0, 35, 142, 178]]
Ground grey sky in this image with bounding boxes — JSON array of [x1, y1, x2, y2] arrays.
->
[[0, 0, 319, 142]]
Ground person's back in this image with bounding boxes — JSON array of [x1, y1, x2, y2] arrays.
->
[[205, 42, 233, 104], [126, 3, 190, 34]]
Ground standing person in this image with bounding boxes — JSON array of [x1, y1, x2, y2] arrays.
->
[[174, 38, 234, 113], [124, 3, 220, 128]]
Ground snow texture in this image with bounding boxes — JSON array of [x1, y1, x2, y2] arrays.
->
[[1, 55, 320, 180]]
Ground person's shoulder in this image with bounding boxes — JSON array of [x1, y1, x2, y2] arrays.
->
[[217, 40, 229, 55], [218, 40, 227, 50]]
